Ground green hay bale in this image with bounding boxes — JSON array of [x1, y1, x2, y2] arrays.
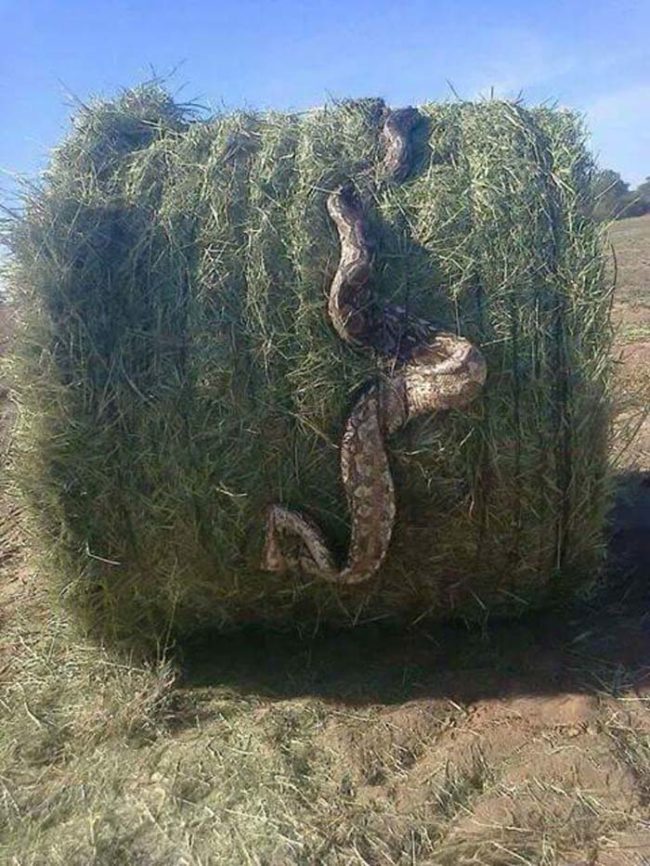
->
[[4, 86, 613, 645]]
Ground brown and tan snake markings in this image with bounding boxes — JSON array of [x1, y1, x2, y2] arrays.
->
[[262, 108, 487, 585]]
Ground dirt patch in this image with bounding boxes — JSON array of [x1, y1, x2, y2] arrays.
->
[[618, 340, 650, 365], [2, 217, 650, 865]]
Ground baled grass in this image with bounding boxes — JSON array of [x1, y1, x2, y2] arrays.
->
[[3, 86, 613, 646]]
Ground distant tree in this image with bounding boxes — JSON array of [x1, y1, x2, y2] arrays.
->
[[619, 176, 650, 218], [635, 176, 650, 198], [591, 170, 650, 221], [631, 177, 650, 216], [592, 169, 631, 221]]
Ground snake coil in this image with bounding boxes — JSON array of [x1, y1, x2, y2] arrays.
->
[[262, 107, 487, 584]]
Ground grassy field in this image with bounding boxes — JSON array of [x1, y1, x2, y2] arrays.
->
[[1, 216, 649, 865], [610, 215, 650, 344]]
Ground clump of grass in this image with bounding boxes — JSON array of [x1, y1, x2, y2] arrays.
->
[[2, 567, 649, 864], [433, 747, 495, 819], [606, 714, 650, 805], [3, 85, 613, 647]]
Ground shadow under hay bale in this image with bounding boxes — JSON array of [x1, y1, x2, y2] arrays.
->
[[3, 86, 614, 647], [179, 468, 650, 707]]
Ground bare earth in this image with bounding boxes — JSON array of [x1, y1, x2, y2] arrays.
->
[[0, 217, 649, 865]]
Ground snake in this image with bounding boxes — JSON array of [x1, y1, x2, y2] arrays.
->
[[261, 106, 487, 585]]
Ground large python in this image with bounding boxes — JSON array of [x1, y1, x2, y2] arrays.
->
[[261, 107, 487, 584]]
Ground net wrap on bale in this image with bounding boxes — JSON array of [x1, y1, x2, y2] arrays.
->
[[5, 87, 612, 644]]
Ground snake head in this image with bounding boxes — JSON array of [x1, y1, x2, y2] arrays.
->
[[261, 505, 318, 576], [384, 106, 421, 135], [330, 182, 363, 220], [260, 506, 289, 573]]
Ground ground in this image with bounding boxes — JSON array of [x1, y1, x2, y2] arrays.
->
[[1, 216, 649, 866]]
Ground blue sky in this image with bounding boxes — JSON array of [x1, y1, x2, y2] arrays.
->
[[1, 0, 648, 201]]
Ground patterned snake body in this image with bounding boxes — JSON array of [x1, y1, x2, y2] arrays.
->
[[262, 107, 487, 585]]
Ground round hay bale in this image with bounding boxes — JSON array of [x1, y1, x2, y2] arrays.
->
[[4, 86, 613, 645]]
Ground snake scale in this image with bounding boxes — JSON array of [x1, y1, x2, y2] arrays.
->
[[261, 106, 487, 584]]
